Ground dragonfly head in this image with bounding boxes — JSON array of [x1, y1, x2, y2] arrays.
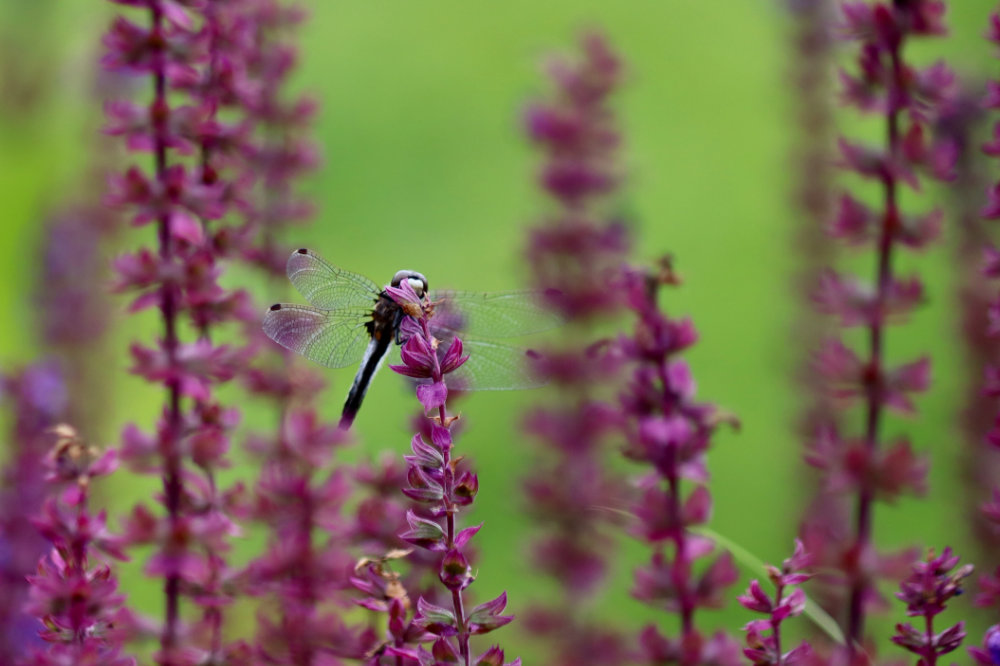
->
[[391, 270, 428, 297]]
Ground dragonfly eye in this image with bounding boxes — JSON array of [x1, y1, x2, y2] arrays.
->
[[391, 270, 428, 296], [407, 277, 426, 296]]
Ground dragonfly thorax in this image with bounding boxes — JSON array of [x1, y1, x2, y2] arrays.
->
[[391, 270, 428, 297]]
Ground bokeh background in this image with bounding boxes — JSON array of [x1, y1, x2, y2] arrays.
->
[[1, 0, 998, 660]]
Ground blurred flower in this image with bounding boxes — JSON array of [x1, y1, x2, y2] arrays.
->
[[22, 425, 133, 665], [616, 261, 741, 666], [975, 8, 1000, 629], [802, 1, 954, 654], [244, 408, 369, 663], [102, 0, 262, 661], [969, 624, 1000, 665], [891, 548, 970, 663], [0, 363, 68, 661], [519, 31, 631, 665]]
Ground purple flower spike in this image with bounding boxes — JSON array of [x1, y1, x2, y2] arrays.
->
[[738, 540, 814, 666], [966, 5, 1000, 638], [385, 284, 517, 665], [23, 426, 133, 665], [892, 548, 971, 664], [0, 363, 68, 660], [102, 0, 314, 660], [519, 32, 631, 665], [969, 625, 1000, 665], [797, 0, 954, 655], [617, 261, 741, 666]]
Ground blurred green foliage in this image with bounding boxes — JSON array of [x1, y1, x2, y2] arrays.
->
[[1, 0, 998, 661]]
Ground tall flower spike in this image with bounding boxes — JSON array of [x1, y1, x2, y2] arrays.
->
[[971, 7, 1000, 660], [935, 79, 1000, 595], [233, 2, 368, 661], [618, 260, 742, 666], [519, 32, 631, 665], [804, 1, 955, 656], [384, 282, 519, 666], [785, 0, 839, 445], [103, 0, 255, 661], [23, 425, 133, 665], [244, 407, 368, 663]]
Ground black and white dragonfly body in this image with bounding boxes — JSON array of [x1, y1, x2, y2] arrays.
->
[[263, 249, 556, 428]]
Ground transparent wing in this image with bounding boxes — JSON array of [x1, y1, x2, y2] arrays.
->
[[444, 339, 544, 391], [429, 289, 560, 339], [262, 303, 373, 369], [286, 249, 381, 310]]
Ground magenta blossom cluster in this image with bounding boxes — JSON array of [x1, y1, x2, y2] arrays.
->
[[243, 405, 368, 663], [802, 0, 955, 653], [982, 9, 1000, 236], [0, 364, 69, 660], [738, 540, 814, 666], [23, 426, 131, 666], [237, 0, 319, 277], [616, 261, 741, 665], [519, 32, 631, 665], [349, 448, 456, 663], [101, 0, 264, 662], [891, 547, 970, 664], [974, 10, 1000, 656], [374, 280, 517, 666], [222, 3, 360, 662]]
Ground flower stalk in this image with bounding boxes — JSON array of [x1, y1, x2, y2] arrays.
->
[[806, 2, 955, 652], [617, 261, 741, 665], [384, 280, 518, 666], [103, 1, 252, 661], [519, 31, 631, 664]]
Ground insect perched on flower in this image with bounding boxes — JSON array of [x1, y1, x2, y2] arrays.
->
[[263, 249, 557, 428]]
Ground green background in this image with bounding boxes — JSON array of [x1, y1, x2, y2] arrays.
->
[[1, 0, 998, 661]]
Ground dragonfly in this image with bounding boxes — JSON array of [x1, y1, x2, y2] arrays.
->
[[262, 248, 558, 429]]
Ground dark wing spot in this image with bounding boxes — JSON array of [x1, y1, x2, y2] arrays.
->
[[296, 248, 308, 254], [269, 304, 282, 311]]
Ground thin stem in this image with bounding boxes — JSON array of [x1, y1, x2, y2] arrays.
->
[[206, 472, 223, 658], [924, 613, 936, 666], [657, 354, 696, 663], [71, 481, 91, 647], [846, 37, 903, 653], [294, 427, 316, 666], [772, 584, 786, 666], [150, 2, 184, 660], [420, 316, 470, 666]]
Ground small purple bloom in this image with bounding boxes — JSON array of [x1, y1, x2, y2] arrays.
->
[[22, 426, 133, 665], [738, 540, 814, 666]]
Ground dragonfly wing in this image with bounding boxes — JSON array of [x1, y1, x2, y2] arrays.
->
[[429, 289, 560, 339], [263, 303, 372, 369], [445, 339, 544, 391], [286, 249, 381, 310]]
